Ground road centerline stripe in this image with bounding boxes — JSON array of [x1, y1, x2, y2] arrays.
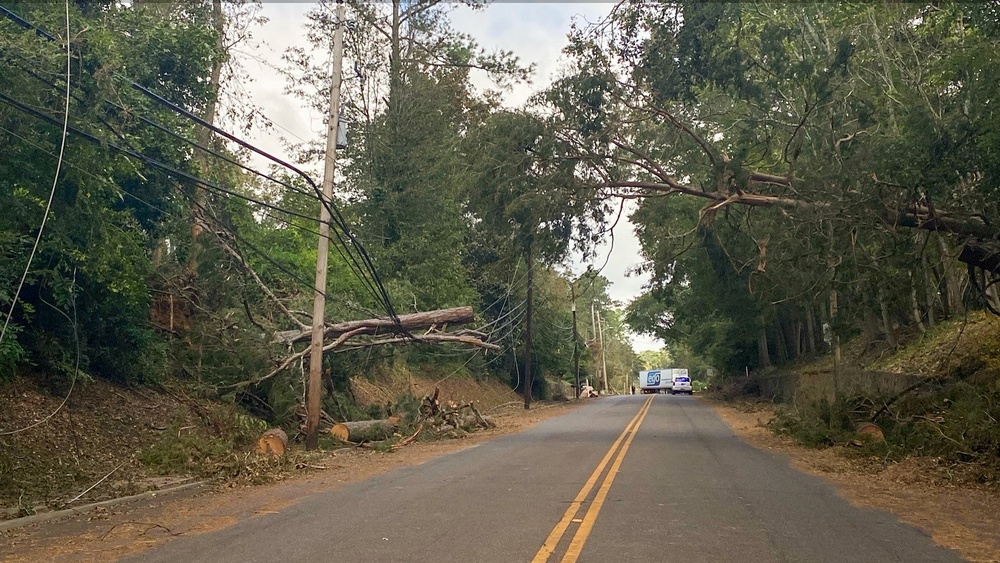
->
[[532, 396, 653, 563], [560, 396, 654, 563]]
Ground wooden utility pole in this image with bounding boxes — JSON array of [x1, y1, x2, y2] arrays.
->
[[571, 284, 580, 399], [523, 239, 534, 409], [597, 311, 609, 394], [306, 0, 346, 451], [590, 302, 600, 393]]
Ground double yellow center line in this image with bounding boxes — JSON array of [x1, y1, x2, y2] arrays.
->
[[532, 395, 654, 563]]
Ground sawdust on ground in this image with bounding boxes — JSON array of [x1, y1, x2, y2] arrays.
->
[[704, 397, 1000, 563], [0, 400, 578, 562]]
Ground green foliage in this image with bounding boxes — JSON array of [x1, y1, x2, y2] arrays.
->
[[770, 380, 1000, 483], [1, 1, 225, 386], [557, 3, 1000, 378], [140, 403, 267, 476]]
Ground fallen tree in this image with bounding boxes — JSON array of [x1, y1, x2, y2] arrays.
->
[[223, 307, 498, 391], [273, 307, 478, 345]]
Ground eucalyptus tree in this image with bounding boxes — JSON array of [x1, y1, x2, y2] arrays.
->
[[283, 1, 530, 312], [464, 109, 600, 405], [547, 2, 1000, 377], [0, 1, 231, 383]]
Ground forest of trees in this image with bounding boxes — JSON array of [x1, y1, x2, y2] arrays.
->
[[2, 1, 999, 424], [0, 0, 638, 423]]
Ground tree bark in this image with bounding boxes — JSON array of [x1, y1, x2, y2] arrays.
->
[[805, 304, 817, 355], [879, 287, 897, 348], [830, 289, 842, 401], [757, 319, 771, 368], [330, 419, 398, 442], [274, 306, 476, 344], [909, 272, 926, 333], [257, 428, 288, 457], [188, 0, 225, 272], [922, 251, 938, 328]]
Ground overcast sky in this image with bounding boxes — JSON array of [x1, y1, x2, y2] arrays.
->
[[237, 2, 664, 352]]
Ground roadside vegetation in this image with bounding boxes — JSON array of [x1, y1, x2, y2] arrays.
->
[[3, 0, 1000, 517]]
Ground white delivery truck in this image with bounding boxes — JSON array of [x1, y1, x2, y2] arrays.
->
[[638, 369, 673, 394]]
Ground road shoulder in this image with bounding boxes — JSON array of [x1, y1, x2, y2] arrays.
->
[[704, 396, 1000, 562], [0, 401, 580, 562]]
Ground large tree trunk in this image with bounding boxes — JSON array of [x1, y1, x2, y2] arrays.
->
[[330, 419, 398, 443], [257, 428, 288, 457], [757, 318, 771, 368], [188, 0, 225, 272], [274, 306, 477, 344], [830, 289, 842, 401], [774, 320, 788, 363], [909, 272, 926, 332], [879, 287, 897, 348], [922, 251, 937, 328], [938, 234, 966, 318], [805, 304, 817, 355]]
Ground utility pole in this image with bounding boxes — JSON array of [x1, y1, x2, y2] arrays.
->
[[570, 284, 580, 399], [597, 311, 609, 394], [590, 302, 600, 393], [306, 0, 346, 451], [523, 238, 534, 409]]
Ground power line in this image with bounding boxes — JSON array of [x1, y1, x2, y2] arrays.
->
[[0, 90, 338, 305], [0, 0, 70, 348], [1, 3, 407, 335]]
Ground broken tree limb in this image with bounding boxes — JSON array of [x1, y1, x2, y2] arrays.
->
[[340, 333, 501, 351], [330, 419, 398, 442], [215, 236, 309, 330], [274, 307, 476, 345], [392, 423, 424, 450]]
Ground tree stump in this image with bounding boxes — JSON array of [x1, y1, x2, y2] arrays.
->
[[856, 422, 885, 442], [257, 428, 288, 457]]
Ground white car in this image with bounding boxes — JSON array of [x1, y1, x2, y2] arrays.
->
[[670, 374, 693, 395]]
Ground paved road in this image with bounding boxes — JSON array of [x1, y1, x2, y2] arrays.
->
[[131, 396, 962, 562]]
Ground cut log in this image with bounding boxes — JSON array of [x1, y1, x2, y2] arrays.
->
[[330, 419, 398, 443], [257, 428, 288, 457], [856, 422, 885, 442]]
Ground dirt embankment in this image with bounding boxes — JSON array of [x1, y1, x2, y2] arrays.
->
[[0, 377, 198, 518], [0, 371, 568, 524], [706, 398, 1000, 563], [0, 390, 577, 562]]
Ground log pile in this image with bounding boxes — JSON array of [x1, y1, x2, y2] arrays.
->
[[418, 387, 496, 434], [263, 387, 497, 456]]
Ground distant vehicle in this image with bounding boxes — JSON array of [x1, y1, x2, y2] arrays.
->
[[638, 368, 692, 394], [669, 369, 693, 395], [638, 369, 671, 394]]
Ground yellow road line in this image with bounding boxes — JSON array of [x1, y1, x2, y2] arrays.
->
[[531, 396, 654, 563], [560, 396, 654, 563]]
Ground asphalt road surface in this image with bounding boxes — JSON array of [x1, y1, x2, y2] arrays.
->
[[131, 395, 962, 563]]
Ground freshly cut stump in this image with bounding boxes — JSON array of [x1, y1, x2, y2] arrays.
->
[[257, 428, 288, 457], [856, 422, 885, 442]]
